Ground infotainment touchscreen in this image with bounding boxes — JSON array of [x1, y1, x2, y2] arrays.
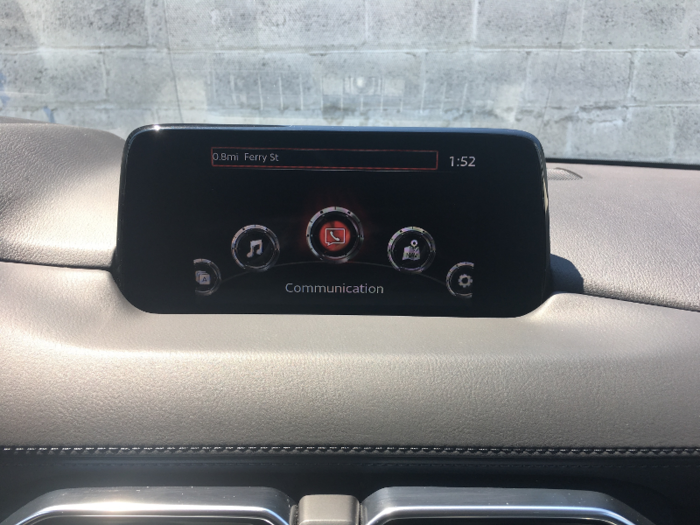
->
[[117, 126, 549, 317]]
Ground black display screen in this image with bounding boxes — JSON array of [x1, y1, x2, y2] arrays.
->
[[117, 126, 549, 317]]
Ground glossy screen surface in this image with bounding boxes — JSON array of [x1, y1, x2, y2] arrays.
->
[[118, 126, 548, 316]]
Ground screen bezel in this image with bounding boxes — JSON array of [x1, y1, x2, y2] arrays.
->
[[115, 125, 549, 317]]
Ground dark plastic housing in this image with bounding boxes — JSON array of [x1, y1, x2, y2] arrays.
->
[[116, 125, 549, 316]]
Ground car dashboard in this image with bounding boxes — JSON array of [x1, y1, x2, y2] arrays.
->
[[1, 117, 700, 525]]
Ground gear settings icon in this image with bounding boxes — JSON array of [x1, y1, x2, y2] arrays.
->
[[446, 262, 474, 298], [458, 273, 473, 289]]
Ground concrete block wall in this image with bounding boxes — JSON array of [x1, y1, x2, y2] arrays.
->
[[2, 0, 700, 163]]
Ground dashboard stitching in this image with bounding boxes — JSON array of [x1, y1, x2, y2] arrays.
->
[[3, 446, 700, 457], [2, 462, 700, 469]]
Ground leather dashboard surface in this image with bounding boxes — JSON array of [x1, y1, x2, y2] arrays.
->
[[1, 119, 699, 449], [1, 260, 700, 447], [548, 161, 700, 312]]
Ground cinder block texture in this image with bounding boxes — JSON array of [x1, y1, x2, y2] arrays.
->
[[43, 0, 150, 47], [0, 51, 105, 105], [1, 0, 699, 162], [104, 50, 178, 105], [367, 0, 474, 46], [1, 1, 42, 49], [633, 51, 700, 103], [569, 106, 674, 160], [477, 0, 581, 48], [673, 106, 700, 162], [526, 51, 631, 106], [582, 0, 688, 48]]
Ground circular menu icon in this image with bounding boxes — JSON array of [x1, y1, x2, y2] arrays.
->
[[446, 261, 474, 298], [306, 207, 364, 263], [194, 259, 222, 296], [387, 226, 436, 273], [231, 224, 280, 271]]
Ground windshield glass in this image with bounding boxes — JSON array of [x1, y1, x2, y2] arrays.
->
[[2, 0, 697, 163]]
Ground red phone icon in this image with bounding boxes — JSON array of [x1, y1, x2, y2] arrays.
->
[[320, 221, 350, 252]]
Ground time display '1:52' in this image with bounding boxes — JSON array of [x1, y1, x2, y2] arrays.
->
[[449, 155, 476, 167]]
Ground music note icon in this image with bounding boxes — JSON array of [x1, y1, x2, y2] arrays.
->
[[246, 239, 263, 258], [232, 225, 279, 271]]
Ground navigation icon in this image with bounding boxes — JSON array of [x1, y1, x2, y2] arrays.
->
[[402, 240, 421, 261], [387, 227, 436, 273]]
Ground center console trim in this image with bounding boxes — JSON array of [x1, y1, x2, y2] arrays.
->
[[361, 487, 654, 525], [0, 487, 295, 525]]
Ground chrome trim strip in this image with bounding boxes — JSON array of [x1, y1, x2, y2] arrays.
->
[[1, 487, 295, 525], [361, 487, 655, 525]]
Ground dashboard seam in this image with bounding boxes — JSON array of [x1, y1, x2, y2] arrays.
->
[[2, 462, 700, 469], [3, 446, 700, 457]]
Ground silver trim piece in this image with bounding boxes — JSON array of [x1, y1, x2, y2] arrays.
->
[[445, 261, 474, 298], [362, 487, 654, 525], [232, 224, 281, 272], [386, 227, 436, 274], [306, 207, 364, 264], [0, 487, 295, 525], [299, 495, 359, 525]]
